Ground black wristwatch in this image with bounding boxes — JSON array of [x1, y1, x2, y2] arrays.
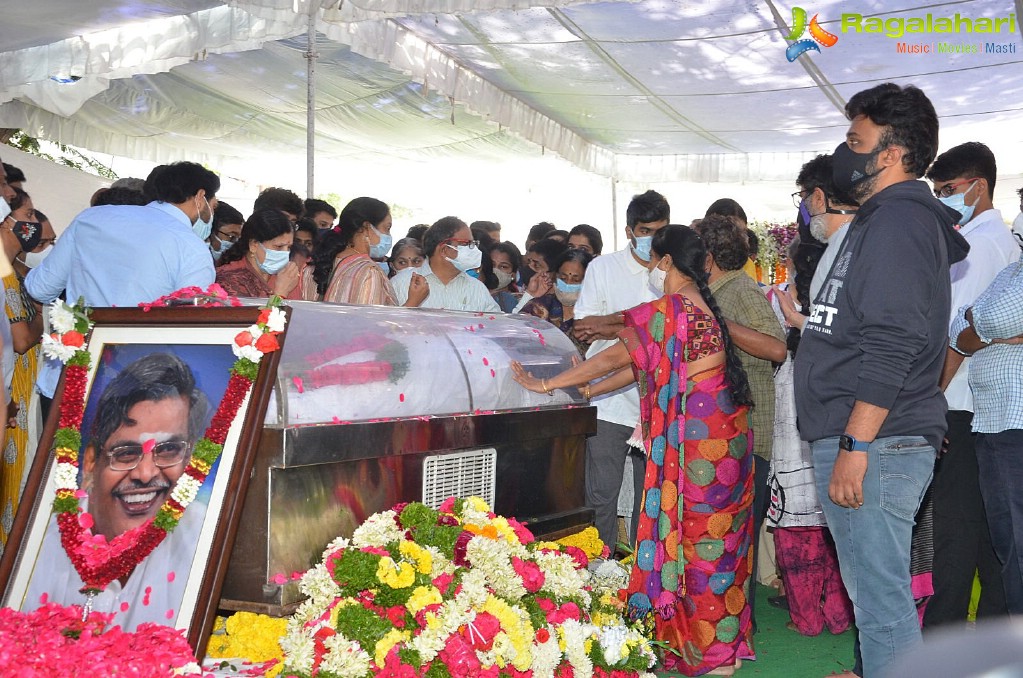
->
[[839, 434, 870, 453]]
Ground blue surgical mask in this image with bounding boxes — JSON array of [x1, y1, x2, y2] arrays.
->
[[554, 278, 582, 306], [632, 234, 653, 262], [210, 237, 232, 261], [192, 196, 213, 241], [938, 180, 979, 226], [466, 269, 480, 279], [258, 243, 290, 275], [378, 261, 391, 276], [369, 226, 392, 259]]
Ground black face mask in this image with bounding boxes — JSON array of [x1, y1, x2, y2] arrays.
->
[[831, 141, 882, 198], [10, 220, 41, 252]]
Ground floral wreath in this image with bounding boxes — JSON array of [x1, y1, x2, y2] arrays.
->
[[299, 333, 409, 389], [42, 287, 286, 597]]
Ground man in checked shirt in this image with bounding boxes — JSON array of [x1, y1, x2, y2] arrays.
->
[[951, 216, 1023, 615]]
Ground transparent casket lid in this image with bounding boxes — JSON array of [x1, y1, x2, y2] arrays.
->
[[265, 300, 586, 426]]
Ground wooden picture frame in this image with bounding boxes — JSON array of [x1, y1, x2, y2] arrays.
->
[[0, 306, 287, 657]]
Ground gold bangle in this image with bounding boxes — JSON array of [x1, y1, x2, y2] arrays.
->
[[541, 379, 554, 396], [582, 384, 591, 400]]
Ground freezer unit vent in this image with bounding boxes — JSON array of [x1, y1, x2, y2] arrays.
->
[[422, 448, 496, 509]]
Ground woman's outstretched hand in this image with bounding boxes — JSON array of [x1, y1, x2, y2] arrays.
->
[[511, 361, 547, 393]]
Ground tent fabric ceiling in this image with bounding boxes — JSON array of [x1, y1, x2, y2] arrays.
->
[[1, 0, 1022, 184]]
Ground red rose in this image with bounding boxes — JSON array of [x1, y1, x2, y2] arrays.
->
[[258, 308, 271, 325], [62, 330, 85, 348], [235, 330, 254, 347], [254, 331, 280, 353]]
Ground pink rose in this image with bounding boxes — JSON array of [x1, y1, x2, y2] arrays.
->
[[511, 557, 545, 593]]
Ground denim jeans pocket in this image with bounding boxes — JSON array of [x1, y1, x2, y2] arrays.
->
[[878, 436, 935, 521]]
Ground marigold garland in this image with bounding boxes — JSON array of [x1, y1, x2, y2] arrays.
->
[[43, 291, 286, 595]]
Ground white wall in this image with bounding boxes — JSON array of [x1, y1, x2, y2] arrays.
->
[[2, 146, 109, 234]]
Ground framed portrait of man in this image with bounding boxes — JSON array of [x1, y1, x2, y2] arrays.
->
[[0, 306, 286, 653]]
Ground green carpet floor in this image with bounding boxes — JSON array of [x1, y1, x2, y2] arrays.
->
[[657, 585, 857, 677]]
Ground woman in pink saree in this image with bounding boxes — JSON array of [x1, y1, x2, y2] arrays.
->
[[513, 225, 755, 675]]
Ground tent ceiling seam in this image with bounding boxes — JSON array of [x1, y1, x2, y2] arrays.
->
[[545, 7, 743, 154]]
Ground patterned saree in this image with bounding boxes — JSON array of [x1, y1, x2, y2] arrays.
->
[[620, 294, 755, 676]]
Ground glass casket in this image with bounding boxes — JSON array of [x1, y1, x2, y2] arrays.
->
[[219, 301, 596, 614]]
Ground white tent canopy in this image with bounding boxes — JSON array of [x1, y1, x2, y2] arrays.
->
[[2, 0, 1022, 228]]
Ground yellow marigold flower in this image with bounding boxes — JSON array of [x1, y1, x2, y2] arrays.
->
[[556, 526, 605, 560], [484, 596, 533, 671], [206, 612, 287, 677], [190, 458, 212, 475], [375, 628, 410, 667], [467, 496, 491, 513], [584, 638, 593, 654], [399, 540, 433, 574], [491, 517, 516, 543], [406, 585, 443, 615], [377, 557, 416, 589], [56, 447, 78, 462]]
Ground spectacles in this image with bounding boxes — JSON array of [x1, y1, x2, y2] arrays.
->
[[795, 190, 857, 216], [104, 439, 192, 471], [444, 239, 479, 250], [215, 230, 240, 243], [933, 177, 980, 199]]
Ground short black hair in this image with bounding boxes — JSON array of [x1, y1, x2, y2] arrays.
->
[[2, 163, 25, 184], [568, 224, 603, 255], [526, 222, 556, 246], [527, 237, 568, 272], [626, 190, 670, 227], [303, 198, 337, 220], [796, 154, 858, 207], [705, 198, 748, 225], [213, 201, 245, 230], [405, 224, 429, 241], [470, 220, 501, 235], [90, 353, 207, 454], [471, 225, 497, 250], [143, 162, 220, 204], [845, 83, 938, 178], [695, 214, 749, 271], [253, 187, 303, 218], [295, 217, 318, 238], [93, 187, 148, 206], [926, 141, 997, 199], [424, 216, 468, 257]]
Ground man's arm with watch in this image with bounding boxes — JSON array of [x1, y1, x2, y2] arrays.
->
[[830, 401, 889, 510]]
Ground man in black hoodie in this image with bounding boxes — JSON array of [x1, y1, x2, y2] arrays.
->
[[793, 83, 969, 678]]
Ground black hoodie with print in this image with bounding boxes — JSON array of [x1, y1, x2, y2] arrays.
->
[[793, 179, 970, 450]]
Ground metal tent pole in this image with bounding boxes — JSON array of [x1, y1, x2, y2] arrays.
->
[[305, 7, 318, 200]]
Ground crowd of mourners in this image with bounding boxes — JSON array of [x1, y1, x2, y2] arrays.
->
[[2, 80, 1023, 677]]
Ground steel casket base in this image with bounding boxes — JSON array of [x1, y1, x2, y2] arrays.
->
[[219, 406, 595, 615]]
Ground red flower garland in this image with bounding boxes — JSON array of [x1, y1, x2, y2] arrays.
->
[[51, 294, 284, 595]]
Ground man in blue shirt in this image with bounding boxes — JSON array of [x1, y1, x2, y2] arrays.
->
[[26, 161, 219, 414]]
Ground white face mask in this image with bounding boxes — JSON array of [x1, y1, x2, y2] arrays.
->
[[192, 195, 213, 240], [493, 269, 515, 290], [21, 245, 52, 269], [448, 243, 483, 272], [647, 262, 668, 296]]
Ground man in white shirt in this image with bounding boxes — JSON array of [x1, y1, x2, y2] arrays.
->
[[392, 217, 498, 313], [923, 142, 1018, 627], [572, 190, 667, 550]]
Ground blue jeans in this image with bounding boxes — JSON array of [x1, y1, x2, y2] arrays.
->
[[976, 429, 1023, 614], [812, 436, 935, 678]]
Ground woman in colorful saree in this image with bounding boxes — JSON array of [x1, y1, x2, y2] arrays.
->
[[512, 224, 755, 676]]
